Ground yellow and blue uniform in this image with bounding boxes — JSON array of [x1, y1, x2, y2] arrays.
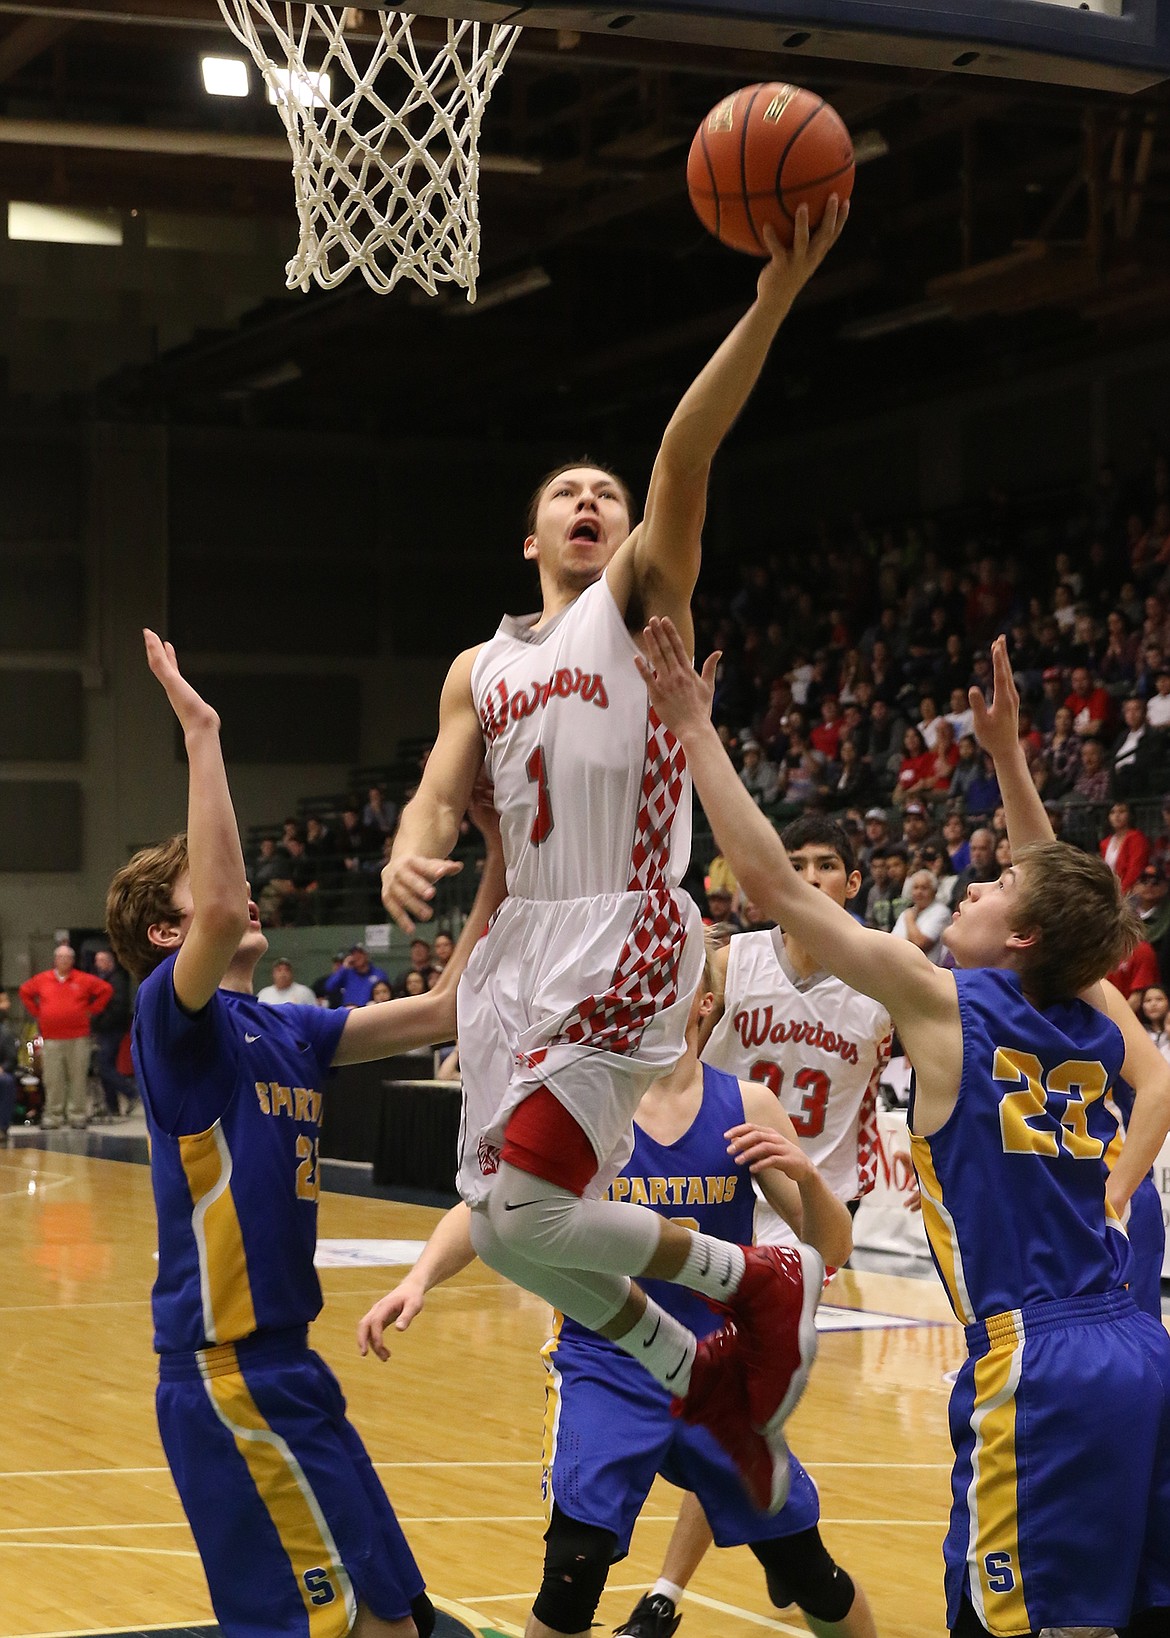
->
[[911, 967, 1170, 1635], [1106, 1071, 1166, 1320], [134, 954, 425, 1638], [542, 1062, 820, 1555]]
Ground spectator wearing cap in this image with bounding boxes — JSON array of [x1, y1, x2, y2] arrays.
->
[[1146, 667, 1170, 730], [1099, 800, 1152, 894], [1065, 665, 1112, 740], [858, 807, 889, 873], [948, 827, 999, 909], [312, 952, 346, 1006], [322, 943, 390, 1009], [738, 737, 780, 808], [900, 801, 935, 854], [1131, 863, 1170, 956], [257, 958, 318, 1008]]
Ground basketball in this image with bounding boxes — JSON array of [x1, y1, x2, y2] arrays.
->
[[687, 83, 855, 256]]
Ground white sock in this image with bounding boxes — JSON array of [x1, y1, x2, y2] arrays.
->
[[614, 1299, 696, 1396], [675, 1233, 746, 1301], [651, 1580, 685, 1608]]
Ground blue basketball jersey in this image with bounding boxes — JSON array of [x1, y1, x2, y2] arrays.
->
[[910, 968, 1131, 1325], [133, 955, 348, 1354], [560, 1062, 754, 1352]]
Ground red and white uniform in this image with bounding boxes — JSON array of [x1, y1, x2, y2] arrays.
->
[[702, 929, 891, 1246], [457, 576, 704, 1205]]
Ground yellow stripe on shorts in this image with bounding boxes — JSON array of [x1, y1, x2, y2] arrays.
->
[[967, 1312, 1029, 1636], [200, 1349, 356, 1638], [179, 1124, 256, 1344], [540, 1313, 565, 1525], [910, 1134, 975, 1324]]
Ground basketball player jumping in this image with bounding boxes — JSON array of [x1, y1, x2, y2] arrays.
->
[[105, 631, 507, 1638], [637, 618, 1170, 1638], [357, 953, 875, 1638], [381, 202, 846, 1514]]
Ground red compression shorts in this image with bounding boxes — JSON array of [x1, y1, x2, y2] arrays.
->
[[501, 1087, 598, 1196]]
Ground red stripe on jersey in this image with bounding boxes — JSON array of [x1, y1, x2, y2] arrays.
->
[[627, 707, 687, 893], [855, 1029, 893, 1197]]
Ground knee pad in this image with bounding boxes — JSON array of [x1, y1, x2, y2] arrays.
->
[[532, 1505, 616, 1635], [751, 1527, 855, 1624], [410, 1593, 436, 1638]]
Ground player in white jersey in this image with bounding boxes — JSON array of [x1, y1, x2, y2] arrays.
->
[[381, 204, 847, 1513], [618, 814, 891, 1638]]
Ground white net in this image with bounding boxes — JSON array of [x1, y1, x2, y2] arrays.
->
[[216, 3, 521, 298]]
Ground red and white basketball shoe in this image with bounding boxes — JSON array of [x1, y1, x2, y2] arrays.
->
[[728, 1243, 825, 1439], [671, 1320, 791, 1514]]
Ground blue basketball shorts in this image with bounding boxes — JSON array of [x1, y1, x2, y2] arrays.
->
[[156, 1327, 424, 1638], [1126, 1173, 1166, 1321], [541, 1335, 819, 1555], [946, 1289, 1170, 1636]]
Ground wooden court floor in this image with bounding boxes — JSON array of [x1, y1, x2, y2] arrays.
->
[[1, 1141, 973, 1638]]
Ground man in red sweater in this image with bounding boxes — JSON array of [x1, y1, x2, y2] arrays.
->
[[20, 945, 112, 1130]]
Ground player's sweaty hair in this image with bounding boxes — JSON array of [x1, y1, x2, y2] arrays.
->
[[105, 833, 190, 981], [781, 813, 857, 876], [525, 460, 636, 536], [1011, 840, 1141, 1005]]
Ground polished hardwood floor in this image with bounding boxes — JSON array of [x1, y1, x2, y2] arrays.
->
[[1, 1137, 973, 1638]]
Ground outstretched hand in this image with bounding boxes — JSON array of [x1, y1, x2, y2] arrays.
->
[[381, 853, 463, 934], [725, 1121, 813, 1181], [144, 628, 220, 736], [757, 196, 848, 312], [970, 635, 1020, 764], [635, 617, 719, 739]]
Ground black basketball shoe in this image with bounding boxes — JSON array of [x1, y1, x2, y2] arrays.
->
[[614, 1594, 682, 1638]]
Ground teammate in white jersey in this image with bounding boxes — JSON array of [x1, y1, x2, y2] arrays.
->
[[618, 814, 891, 1638], [381, 205, 846, 1512]]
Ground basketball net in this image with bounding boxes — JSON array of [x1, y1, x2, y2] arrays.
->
[[216, 3, 521, 298]]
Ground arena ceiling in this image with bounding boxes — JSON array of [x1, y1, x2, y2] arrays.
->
[[0, 0, 1168, 443]]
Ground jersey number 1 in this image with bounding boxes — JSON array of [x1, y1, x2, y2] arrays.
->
[[527, 746, 554, 846], [749, 1062, 831, 1138]]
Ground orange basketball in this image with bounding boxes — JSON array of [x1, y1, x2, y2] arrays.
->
[[687, 83, 854, 256]]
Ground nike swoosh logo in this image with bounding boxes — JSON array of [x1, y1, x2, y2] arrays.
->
[[245, 1033, 261, 1043], [502, 1199, 546, 1211], [641, 1317, 661, 1349]]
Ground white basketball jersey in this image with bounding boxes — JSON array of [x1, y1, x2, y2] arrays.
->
[[703, 929, 892, 1204], [472, 576, 692, 901]]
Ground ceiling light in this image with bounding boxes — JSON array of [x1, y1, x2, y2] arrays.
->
[[8, 201, 122, 246], [201, 55, 250, 98], [267, 67, 331, 110]]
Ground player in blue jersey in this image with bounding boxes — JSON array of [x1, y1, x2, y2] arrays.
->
[[357, 956, 876, 1638], [636, 617, 1170, 1638], [103, 630, 507, 1638]]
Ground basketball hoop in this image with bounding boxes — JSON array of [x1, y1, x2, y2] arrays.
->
[[216, 3, 521, 299]]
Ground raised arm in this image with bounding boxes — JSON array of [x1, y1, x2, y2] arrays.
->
[[145, 630, 249, 1013], [607, 204, 846, 639], [636, 617, 955, 1046], [382, 644, 485, 933], [335, 792, 505, 1065], [971, 636, 1054, 852], [357, 1202, 476, 1361], [730, 1083, 853, 1268]]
